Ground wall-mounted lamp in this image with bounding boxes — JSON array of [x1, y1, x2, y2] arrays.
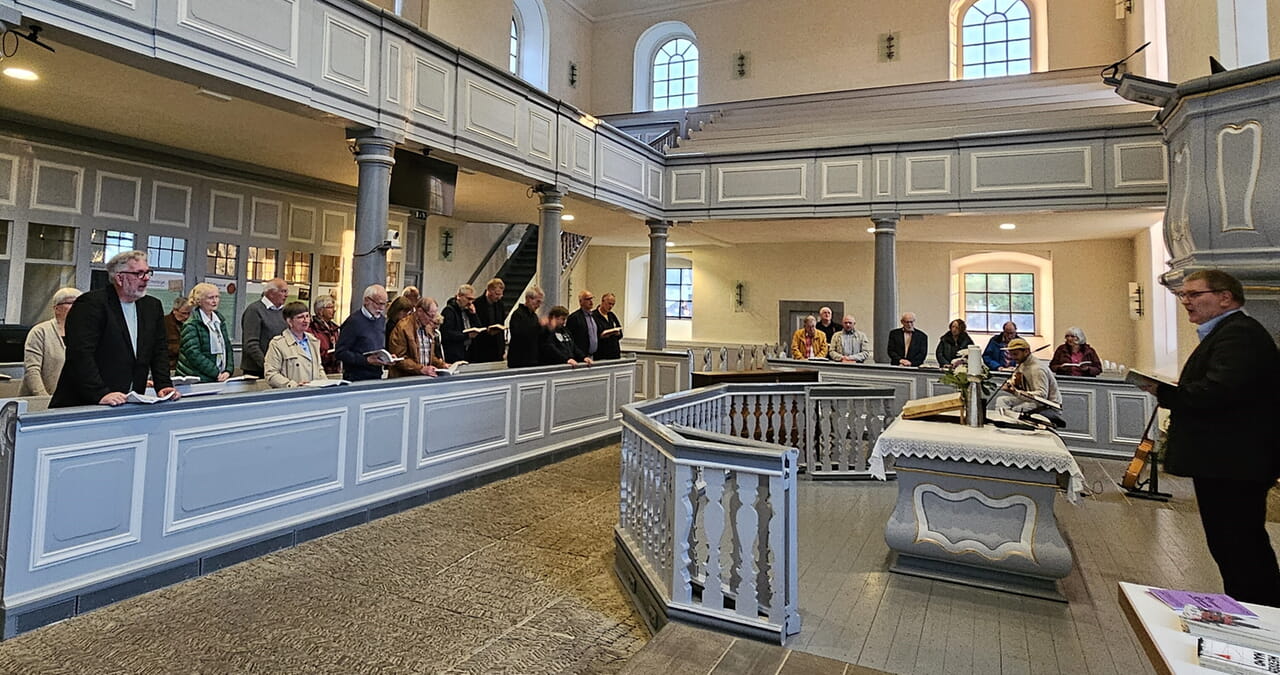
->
[[733, 281, 745, 311], [734, 52, 748, 79], [1127, 281, 1144, 319], [439, 227, 454, 261], [879, 32, 900, 62], [1115, 0, 1133, 19], [568, 62, 579, 88]]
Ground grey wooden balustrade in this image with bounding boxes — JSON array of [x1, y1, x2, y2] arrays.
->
[[614, 382, 897, 644]]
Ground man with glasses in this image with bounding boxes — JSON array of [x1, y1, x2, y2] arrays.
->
[[52, 251, 180, 407], [335, 284, 390, 382], [1136, 269, 1280, 604], [566, 290, 599, 359], [886, 312, 927, 367], [240, 277, 290, 378], [440, 284, 480, 363]]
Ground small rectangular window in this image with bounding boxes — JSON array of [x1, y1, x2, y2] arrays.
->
[[206, 242, 239, 278], [246, 246, 278, 282], [318, 254, 342, 284], [964, 272, 1036, 333], [664, 266, 692, 319], [91, 229, 136, 266], [23, 223, 77, 325], [285, 251, 312, 285], [147, 235, 186, 272]]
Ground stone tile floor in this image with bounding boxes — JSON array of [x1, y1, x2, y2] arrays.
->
[[0, 445, 646, 674]]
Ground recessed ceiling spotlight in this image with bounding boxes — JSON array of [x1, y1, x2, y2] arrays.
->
[[665, 241, 674, 247], [3, 67, 38, 81], [195, 88, 233, 102], [561, 214, 575, 221], [866, 227, 875, 233], [999, 222, 1017, 230]]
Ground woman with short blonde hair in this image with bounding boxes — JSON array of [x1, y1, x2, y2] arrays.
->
[[177, 282, 234, 382], [20, 287, 82, 396]]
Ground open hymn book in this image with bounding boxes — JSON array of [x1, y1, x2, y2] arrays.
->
[[1125, 368, 1178, 390], [600, 327, 622, 338], [463, 324, 506, 335], [126, 390, 177, 404], [363, 349, 404, 364]]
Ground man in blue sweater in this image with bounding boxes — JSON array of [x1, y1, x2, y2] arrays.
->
[[335, 284, 390, 381], [982, 321, 1020, 371]]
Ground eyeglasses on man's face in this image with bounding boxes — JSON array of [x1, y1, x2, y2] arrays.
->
[[1171, 289, 1224, 301], [117, 269, 154, 279]]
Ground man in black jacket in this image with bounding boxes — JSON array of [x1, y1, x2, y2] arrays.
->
[[540, 305, 591, 367], [593, 292, 624, 360], [886, 312, 928, 367], [52, 251, 180, 407], [470, 278, 507, 363], [440, 284, 480, 363], [566, 289, 599, 358], [507, 286, 544, 368], [1141, 270, 1280, 604]]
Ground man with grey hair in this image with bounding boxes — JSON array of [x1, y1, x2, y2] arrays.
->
[[440, 283, 481, 363], [164, 294, 194, 370], [790, 315, 828, 359], [829, 314, 872, 363], [335, 284, 390, 381], [507, 286, 545, 368], [815, 306, 839, 342], [240, 277, 289, 378], [887, 312, 927, 366], [52, 251, 179, 407]]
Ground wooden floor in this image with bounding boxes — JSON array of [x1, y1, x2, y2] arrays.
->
[[620, 621, 887, 675], [786, 457, 1280, 675]]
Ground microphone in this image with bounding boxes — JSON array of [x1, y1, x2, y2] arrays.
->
[[1102, 41, 1151, 86]]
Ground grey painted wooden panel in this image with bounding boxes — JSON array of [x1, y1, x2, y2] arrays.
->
[[250, 197, 283, 238], [356, 399, 410, 483], [550, 374, 611, 431], [420, 387, 511, 459], [818, 157, 866, 201], [34, 437, 144, 569], [597, 137, 648, 199], [168, 410, 347, 531], [900, 152, 958, 199], [669, 166, 709, 207], [714, 161, 813, 205], [966, 143, 1100, 195], [31, 160, 83, 213], [151, 182, 192, 227], [517, 382, 547, 440], [94, 172, 142, 221], [458, 73, 523, 151], [0, 153, 16, 206]]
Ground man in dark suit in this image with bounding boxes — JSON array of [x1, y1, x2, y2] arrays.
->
[[469, 278, 507, 363], [440, 284, 480, 363], [886, 312, 928, 366], [52, 251, 180, 407], [1139, 270, 1280, 604], [593, 292, 624, 360], [566, 289, 599, 358], [507, 286, 544, 368]]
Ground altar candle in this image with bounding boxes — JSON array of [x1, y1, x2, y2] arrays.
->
[[966, 345, 982, 369]]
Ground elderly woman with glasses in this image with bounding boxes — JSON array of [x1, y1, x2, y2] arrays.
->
[[177, 282, 234, 382], [264, 301, 327, 387], [311, 295, 341, 375], [1049, 326, 1103, 377], [20, 287, 83, 396]]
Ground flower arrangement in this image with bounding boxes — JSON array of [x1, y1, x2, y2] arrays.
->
[[939, 357, 1000, 426]]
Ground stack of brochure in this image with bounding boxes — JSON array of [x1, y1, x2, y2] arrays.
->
[[1148, 588, 1280, 673]]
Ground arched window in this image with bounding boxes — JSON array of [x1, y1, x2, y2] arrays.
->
[[633, 21, 697, 112], [652, 38, 698, 111], [959, 0, 1032, 79], [510, 0, 548, 89], [508, 16, 520, 75]]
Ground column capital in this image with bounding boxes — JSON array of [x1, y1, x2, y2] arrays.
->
[[646, 219, 672, 235], [870, 213, 900, 228], [346, 126, 406, 144]]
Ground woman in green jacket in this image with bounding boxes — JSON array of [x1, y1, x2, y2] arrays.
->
[[177, 282, 234, 382]]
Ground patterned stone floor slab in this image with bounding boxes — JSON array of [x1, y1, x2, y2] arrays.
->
[[0, 445, 646, 674]]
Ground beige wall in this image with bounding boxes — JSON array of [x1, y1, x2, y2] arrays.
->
[[1164, 0, 1220, 81], [585, 236, 1143, 367], [545, 0, 594, 109], [589, 0, 1127, 114], [419, 217, 510, 301]]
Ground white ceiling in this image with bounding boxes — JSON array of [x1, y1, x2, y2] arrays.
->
[[0, 30, 1162, 249]]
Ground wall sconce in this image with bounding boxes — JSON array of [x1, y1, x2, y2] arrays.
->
[[439, 227, 454, 261], [569, 62, 579, 88], [1115, 0, 1133, 19], [879, 32, 900, 62], [733, 281, 745, 311], [1127, 281, 1144, 319], [734, 52, 748, 79]]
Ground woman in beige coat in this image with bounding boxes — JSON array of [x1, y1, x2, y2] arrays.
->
[[20, 287, 82, 396], [264, 301, 327, 388]]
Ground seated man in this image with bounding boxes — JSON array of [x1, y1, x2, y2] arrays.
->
[[886, 312, 928, 366], [983, 321, 1020, 371], [790, 315, 829, 359], [828, 314, 872, 363], [991, 337, 1061, 414], [815, 306, 840, 342], [540, 305, 592, 367]]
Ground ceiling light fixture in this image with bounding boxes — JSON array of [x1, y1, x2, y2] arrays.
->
[[999, 222, 1017, 230], [866, 227, 875, 233], [195, 88, 233, 102], [561, 214, 575, 222], [3, 67, 38, 81], [665, 241, 675, 247]]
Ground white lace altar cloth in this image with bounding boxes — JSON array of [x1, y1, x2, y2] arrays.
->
[[870, 418, 1086, 504]]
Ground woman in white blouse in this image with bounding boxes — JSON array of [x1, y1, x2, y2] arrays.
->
[[177, 282, 234, 382], [264, 301, 327, 388], [20, 287, 82, 396]]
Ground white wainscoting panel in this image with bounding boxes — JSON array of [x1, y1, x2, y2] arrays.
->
[[208, 190, 244, 234], [356, 399, 411, 484], [93, 171, 142, 221], [716, 162, 808, 203], [31, 436, 147, 570], [418, 386, 512, 467], [550, 374, 612, 433], [288, 204, 317, 243], [462, 78, 521, 149], [321, 12, 372, 95], [970, 146, 1093, 192], [322, 210, 348, 246], [250, 197, 283, 238], [150, 181, 192, 227], [528, 108, 555, 163], [598, 139, 646, 197], [516, 381, 548, 442], [384, 41, 402, 105], [613, 371, 634, 419], [30, 160, 84, 214], [412, 53, 454, 124], [164, 408, 348, 534], [820, 159, 864, 199], [175, 0, 300, 66]]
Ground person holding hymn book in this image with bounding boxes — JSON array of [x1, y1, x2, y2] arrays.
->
[[264, 301, 327, 388], [388, 297, 450, 378], [540, 306, 592, 367], [441, 284, 481, 363], [1049, 326, 1102, 377], [177, 283, 234, 383], [335, 284, 389, 382], [507, 286, 545, 368], [469, 278, 508, 363], [935, 318, 975, 366], [593, 292, 624, 360]]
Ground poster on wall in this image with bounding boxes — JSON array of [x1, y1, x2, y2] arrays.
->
[[205, 278, 239, 339], [146, 273, 185, 315]]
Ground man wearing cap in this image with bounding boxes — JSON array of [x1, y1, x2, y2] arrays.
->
[[991, 337, 1060, 413]]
